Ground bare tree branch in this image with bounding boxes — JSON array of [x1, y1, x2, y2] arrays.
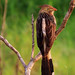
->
[[31, 14, 34, 59], [55, 0, 75, 37], [0, 35, 42, 75], [25, 52, 41, 75], [0, 35, 26, 68]]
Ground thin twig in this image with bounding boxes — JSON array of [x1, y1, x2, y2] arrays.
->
[[55, 0, 75, 37], [31, 14, 34, 59], [0, 35, 26, 68], [15, 59, 19, 75], [1, 0, 7, 36], [34, 52, 42, 62], [0, 0, 3, 15]]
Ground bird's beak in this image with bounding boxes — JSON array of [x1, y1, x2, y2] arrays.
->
[[53, 8, 57, 11]]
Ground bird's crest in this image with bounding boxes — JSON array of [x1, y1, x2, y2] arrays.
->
[[40, 5, 57, 11]]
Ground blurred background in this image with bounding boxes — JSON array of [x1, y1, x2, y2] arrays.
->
[[0, 0, 75, 75]]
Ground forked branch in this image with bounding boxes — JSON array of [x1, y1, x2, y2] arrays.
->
[[0, 13, 42, 75], [0, 35, 42, 75]]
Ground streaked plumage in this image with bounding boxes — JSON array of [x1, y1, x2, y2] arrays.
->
[[36, 13, 56, 56]]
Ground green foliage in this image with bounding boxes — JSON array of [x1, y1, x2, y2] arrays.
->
[[0, 0, 75, 75]]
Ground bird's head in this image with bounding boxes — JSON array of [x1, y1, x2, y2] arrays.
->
[[39, 5, 57, 15]]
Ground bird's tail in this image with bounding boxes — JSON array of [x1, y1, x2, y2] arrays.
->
[[42, 55, 54, 75]]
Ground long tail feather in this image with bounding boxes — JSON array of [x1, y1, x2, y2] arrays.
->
[[42, 51, 54, 75]]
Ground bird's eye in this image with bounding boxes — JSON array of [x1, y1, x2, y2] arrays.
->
[[47, 8, 53, 11], [47, 8, 50, 10]]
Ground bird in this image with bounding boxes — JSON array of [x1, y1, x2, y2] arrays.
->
[[36, 5, 57, 75]]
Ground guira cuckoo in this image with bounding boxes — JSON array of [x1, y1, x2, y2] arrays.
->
[[36, 5, 57, 75]]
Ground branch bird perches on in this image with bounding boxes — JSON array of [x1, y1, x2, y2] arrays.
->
[[0, 0, 75, 75], [55, 0, 75, 37]]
